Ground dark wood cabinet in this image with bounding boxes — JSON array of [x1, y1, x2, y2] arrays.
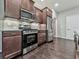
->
[[37, 24, 47, 45], [42, 7, 52, 24], [5, 0, 21, 19], [42, 9, 47, 24], [38, 31, 46, 45], [30, 0, 35, 12], [35, 7, 47, 45], [0, 0, 35, 19], [35, 7, 43, 24], [21, 0, 36, 22], [21, 0, 34, 12], [3, 31, 22, 59]]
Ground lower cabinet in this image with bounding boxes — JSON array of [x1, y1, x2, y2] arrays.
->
[[3, 31, 22, 59], [38, 31, 46, 45]]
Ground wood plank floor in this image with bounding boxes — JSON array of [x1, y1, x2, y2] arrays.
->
[[0, 54, 2, 59], [15, 38, 76, 59], [76, 52, 79, 59]]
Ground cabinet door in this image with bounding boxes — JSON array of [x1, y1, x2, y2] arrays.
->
[[21, 0, 29, 10], [11, 36, 21, 53], [42, 9, 47, 24], [5, 0, 21, 19], [35, 8, 43, 24], [38, 32, 46, 45], [30, 0, 34, 12], [22, 0, 34, 12], [3, 36, 22, 59], [3, 37, 14, 59]]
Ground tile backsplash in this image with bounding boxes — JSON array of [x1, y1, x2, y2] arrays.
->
[[0, 17, 40, 31], [3, 18, 20, 30], [30, 23, 39, 30], [39, 24, 46, 30]]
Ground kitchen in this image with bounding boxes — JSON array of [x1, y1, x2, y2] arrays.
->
[[0, 0, 79, 59], [0, 0, 55, 59]]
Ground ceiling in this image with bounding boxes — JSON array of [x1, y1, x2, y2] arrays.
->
[[33, 0, 79, 12]]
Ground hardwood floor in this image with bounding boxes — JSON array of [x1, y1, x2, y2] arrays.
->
[[0, 54, 2, 59], [15, 38, 76, 59], [76, 52, 79, 59]]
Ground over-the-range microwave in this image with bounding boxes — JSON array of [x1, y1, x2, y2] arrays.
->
[[21, 9, 33, 19]]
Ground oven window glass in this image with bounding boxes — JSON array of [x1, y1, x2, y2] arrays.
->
[[27, 35, 36, 43], [23, 33, 37, 48], [21, 10, 32, 19]]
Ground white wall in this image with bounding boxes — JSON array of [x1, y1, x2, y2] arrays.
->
[[0, 0, 4, 18], [0, 20, 3, 52], [57, 7, 79, 38], [66, 15, 79, 40], [0, 0, 4, 52]]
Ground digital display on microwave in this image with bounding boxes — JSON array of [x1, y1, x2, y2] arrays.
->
[[21, 10, 32, 19]]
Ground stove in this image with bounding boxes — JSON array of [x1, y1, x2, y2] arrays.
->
[[22, 29, 38, 54]]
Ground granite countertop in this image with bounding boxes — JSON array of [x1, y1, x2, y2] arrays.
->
[[2, 29, 22, 32]]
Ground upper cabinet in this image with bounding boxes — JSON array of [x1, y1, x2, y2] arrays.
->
[[5, 0, 21, 19], [0, 0, 35, 19], [47, 9, 52, 17], [21, 0, 36, 22], [21, 0, 35, 13], [43, 7, 52, 17], [35, 7, 43, 24], [42, 7, 52, 24]]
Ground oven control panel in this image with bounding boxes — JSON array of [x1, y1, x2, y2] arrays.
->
[[23, 29, 38, 34]]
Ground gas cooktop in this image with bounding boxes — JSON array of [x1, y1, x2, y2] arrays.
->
[[23, 29, 38, 34]]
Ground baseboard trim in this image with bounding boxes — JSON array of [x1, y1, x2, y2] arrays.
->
[[56, 37, 66, 39], [0, 50, 2, 54], [38, 41, 46, 46], [46, 40, 53, 43], [54, 37, 74, 41]]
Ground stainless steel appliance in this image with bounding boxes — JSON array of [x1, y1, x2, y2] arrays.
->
[[21, 8, 34, 22], [22, 29, 38, 54], [21, 8, 33, 19], [47, 16, 53, 42], [20, 9, 38, 54]]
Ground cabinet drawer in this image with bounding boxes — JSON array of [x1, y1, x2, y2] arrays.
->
[[3, 31, 21, 37], [38, 30, 46, 33]]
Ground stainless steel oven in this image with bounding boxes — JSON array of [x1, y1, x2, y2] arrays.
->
[[20, 8, 38, 54], [22, 29, 38, 54], [23, 33, 37, 48]]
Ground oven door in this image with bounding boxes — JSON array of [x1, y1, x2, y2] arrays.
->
[[23, 33, 37, 48]]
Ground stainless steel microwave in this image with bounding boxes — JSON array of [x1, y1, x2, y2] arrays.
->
[[21, 9, 33, 19]]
